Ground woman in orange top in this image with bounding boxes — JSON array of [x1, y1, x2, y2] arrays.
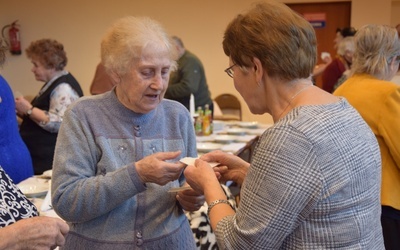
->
[[334, 24, 400, 250]]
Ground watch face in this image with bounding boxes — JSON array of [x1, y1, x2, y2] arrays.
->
[[27, 108, 33, 116]]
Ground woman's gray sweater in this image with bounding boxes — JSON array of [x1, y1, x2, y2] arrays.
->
[[51, 90, 197, 249]]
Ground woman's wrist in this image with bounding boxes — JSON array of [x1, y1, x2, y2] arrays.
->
[[207, 199, 233, 216], [204, 181, 227, 204], [26, 106, 34, 116]]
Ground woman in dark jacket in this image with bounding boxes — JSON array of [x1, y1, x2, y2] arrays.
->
[[15, 39, 83, 174]]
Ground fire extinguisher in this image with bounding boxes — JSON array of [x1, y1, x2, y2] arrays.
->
[[1, 20, 21, 55]]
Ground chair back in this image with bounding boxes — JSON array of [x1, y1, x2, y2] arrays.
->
[[214, 94, 242, 121]]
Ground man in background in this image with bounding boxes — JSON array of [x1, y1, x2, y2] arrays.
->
[[165, 36, 213, 113]]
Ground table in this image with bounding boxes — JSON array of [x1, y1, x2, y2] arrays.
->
[[196, 120, 271, 158]]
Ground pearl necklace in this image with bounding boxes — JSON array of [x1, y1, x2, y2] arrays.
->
[[277, 84, 313, 121]]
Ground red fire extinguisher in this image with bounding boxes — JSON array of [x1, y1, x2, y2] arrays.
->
[[1, 20, 22, 55]]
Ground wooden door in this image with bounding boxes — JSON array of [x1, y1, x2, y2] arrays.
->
[[286, 2, 351, 88]]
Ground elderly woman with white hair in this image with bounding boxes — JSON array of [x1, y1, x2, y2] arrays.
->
[[51, 16, 203, 249], [334, 24, 400, 250]]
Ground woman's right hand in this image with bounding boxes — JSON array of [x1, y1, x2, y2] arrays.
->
[[0, 216, 69, 250], [200, 150, 250, 186], [135, 151, 185, 185]]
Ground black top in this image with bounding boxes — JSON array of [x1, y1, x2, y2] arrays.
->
[[20, 73, 83, 174]]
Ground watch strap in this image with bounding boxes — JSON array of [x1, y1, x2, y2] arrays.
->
[[26, 107, 33, 116]]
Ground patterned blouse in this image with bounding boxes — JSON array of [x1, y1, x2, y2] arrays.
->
[[37, 71, 81, 133], [0, 166, 38, 227]]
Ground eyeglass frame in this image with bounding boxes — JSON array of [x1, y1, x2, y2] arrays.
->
[[224, 64, 236, 78]]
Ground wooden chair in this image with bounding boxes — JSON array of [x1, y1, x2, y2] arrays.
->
[[232, 136, 259, 205], [214, 93, 242, 121], [235, 136, 259, 163]]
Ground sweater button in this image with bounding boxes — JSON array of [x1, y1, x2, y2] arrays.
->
[[136, 239, 143, 246]]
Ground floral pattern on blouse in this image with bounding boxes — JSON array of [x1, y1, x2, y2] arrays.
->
[[39, 83, 81, 133], [0, 166, 38, 228]]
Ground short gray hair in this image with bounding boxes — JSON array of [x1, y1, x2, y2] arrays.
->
[[101, 16, 177, 77], [351, 24, 400, 80]]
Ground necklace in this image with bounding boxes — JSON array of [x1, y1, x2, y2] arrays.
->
[[276, 84, 313, 121]]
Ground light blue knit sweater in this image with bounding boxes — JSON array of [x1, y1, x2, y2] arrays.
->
[[51, 90, 197, 249]]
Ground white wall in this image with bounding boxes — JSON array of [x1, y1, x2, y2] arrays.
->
[[0, 0, 397, 124]]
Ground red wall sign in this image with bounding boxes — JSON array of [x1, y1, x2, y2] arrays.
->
[[303, 13, 326, 28]]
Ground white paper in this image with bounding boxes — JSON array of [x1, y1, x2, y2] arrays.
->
[[41, 180, 52, 212], [179, 157, 220, 168], [321, 52, 331, 60]]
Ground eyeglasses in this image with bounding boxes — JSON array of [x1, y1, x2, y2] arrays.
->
[[224, 64, 236, 78]]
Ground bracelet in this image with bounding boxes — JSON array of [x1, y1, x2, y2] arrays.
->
[[207, 199, 233, 216]]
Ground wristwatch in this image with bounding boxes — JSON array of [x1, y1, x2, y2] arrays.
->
[[26, 107, 33, 116]]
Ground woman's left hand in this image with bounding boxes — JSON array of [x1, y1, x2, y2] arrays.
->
[[176, 188, 205, 211], [15, 96, 32, 117]]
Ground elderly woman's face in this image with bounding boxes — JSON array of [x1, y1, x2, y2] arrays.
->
[[116, 46, 172, 114], [30, 57, 56, 82]]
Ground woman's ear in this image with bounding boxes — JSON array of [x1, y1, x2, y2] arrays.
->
[[252, 57, 264, 83], [110, 70, 121, 84]]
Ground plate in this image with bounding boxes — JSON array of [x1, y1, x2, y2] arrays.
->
[[212, 121, 225, 131], [196, 142, 223, 153], [42, 170, 52, 178], [226, 128, 247, 135], [214, 135, 238, 143], [17, 177, 49, 198], [238, 121, 258, 129]]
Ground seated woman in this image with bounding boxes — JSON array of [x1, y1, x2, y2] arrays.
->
[[322, 36, 355, 93], [15, 39, 83, 175]]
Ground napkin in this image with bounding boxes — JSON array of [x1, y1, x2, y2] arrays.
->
[[41, 180, 52, 212]]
